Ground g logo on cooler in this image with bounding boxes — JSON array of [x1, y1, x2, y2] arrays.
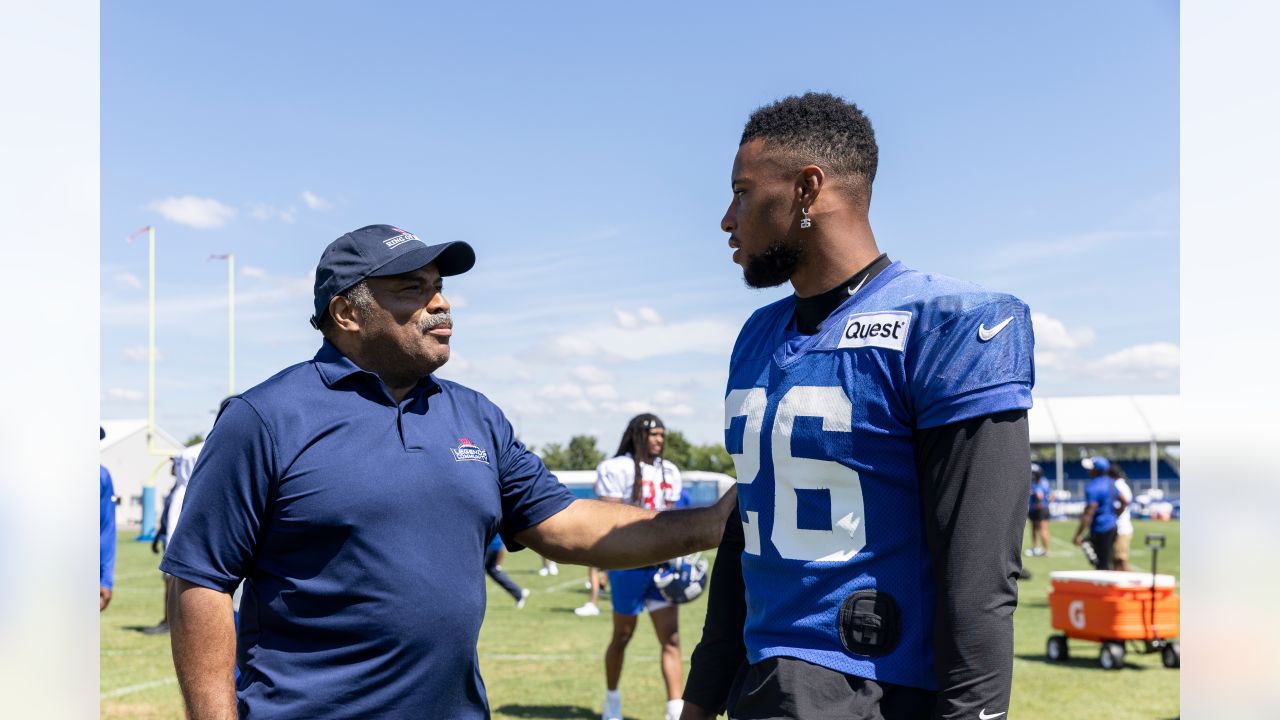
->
[[1068, 600, 1086, 629]]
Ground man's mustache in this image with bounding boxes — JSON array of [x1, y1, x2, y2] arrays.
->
[[419, 311, 452, 332]]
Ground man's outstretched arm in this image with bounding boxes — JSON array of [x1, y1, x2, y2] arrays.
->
[[169, 578, 237, 720], [516, 486, 737, 569], [681, 505, 748, 719]]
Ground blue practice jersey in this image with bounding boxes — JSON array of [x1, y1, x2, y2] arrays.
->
[[724, 261, 1034, 690], [1030, 477, 1051, 510]]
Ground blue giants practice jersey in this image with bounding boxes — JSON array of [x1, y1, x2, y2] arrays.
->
[[724, 261, 1034, 690]]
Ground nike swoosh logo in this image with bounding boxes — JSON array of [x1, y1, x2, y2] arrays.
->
[[847, 276, 868, 296], [977, 316, 1014, 342], [978, 711, 1006, 720]]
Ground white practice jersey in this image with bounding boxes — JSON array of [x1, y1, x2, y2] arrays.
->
[[594, 453, 682, 510]]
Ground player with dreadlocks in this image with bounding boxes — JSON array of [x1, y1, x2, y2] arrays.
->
[[592, 413, 686, 720]]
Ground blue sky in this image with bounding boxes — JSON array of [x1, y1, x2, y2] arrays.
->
[[101, 2, 1179, 447]]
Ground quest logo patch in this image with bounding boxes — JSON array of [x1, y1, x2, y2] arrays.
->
[[837, 311, 912, 352], [450, 437, 490, 464]]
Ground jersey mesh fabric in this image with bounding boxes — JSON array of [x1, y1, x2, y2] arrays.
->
[[724, 262, 1033, 690]]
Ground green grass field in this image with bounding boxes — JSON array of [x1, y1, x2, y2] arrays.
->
[[101, 520, 1180, 719]]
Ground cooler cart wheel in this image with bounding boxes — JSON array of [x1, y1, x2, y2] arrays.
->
[[1046, 635, 1069, 662], [1161, 641, 1180, 668], [1099, 642, 1125, 670]]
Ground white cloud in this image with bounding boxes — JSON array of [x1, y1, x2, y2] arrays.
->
[[241, 265, 268, 279], [1031, 312, 1096, 352], [638, 307, 663, 325], [122, 345, 164, 362], [249, 202, 297, 224], [106, 387, 144, 402], [614, 309, 638, 328], [586, 384, 617, 401], [663, 403, 695, 417], [148, 195, 236, 229], [113, 271, 142, 290], [553, 335, 599, 357], [571, 365, 611, 383], [538, 383, 586, 401], [448, 293, 468, 309], [1095, 342, 1180, 379], [613, 306, 663, 329], [547, 319, 739, 361], [618, 400, 652, 415], [301, 191, 330, 210]]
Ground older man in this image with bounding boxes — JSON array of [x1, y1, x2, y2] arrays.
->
[[161, 224, 736, 720]]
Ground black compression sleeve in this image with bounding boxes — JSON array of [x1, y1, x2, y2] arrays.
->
[[915, 410, 1029, 720], [682, 503, 747, 714]]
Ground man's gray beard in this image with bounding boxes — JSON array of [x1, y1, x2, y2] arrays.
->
[[743, 240, 803, 289]]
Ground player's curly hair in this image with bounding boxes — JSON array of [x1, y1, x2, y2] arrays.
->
[[741, 92, 879, 204], [614, 413, 665, 506]]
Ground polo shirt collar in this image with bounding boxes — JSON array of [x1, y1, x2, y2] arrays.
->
[[312, 340, 440, 399], [314, 340, 370, 387]]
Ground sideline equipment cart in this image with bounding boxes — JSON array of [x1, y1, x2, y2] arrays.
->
[[1045, 533, 1180, 670]]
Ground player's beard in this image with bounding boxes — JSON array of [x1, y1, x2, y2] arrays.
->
[[742, 237, 803, 289]]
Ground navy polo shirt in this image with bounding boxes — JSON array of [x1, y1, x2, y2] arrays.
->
[[160, 341, 575, 719]]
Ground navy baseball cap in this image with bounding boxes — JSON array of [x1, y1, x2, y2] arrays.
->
[[1030, 462, 1043, 478], [311, 224, 475, 328], [1081, 456, 1111, 473]]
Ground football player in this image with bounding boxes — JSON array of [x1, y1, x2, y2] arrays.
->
[[595, 414, 687, 720], [681, 93, 1035, 720]]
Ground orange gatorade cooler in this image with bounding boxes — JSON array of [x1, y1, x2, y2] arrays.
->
[[1045, 569, 1180, 669]]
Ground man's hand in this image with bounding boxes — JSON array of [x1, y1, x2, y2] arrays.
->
[[100, 586, 112, 612], [680, 701, 715, 720], [151, 535, 162, 554], [1072, 535, 1083, 546]]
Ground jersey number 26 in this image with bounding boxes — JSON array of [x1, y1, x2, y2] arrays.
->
[[726, 386, 866, 563]]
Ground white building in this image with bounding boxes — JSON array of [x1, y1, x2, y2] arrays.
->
[[99, 419, 185, 527]]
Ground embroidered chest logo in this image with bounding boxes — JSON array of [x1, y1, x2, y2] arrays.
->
[[450, 437, 490, 464]]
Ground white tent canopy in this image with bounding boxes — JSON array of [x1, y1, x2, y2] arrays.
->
[[1029, 395, 1180, 445], [1027, 395, 1179, 491]]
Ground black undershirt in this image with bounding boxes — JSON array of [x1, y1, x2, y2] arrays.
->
[[793, 253, 892, 335], [683, 265, 1028, 720]]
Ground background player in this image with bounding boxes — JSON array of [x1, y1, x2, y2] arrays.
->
[[594, 414, 686, 720], [682, 93, 1035, 720], [100, 427, 116, 613], [485, 535, 531, 608], [1108, 463, 1134, 571], [1075, 456, 1124, 570], [1027, 463, 1052, 557]]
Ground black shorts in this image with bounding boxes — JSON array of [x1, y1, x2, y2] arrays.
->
[[727, 656, 934, 720], [1028, 507, 1049, 522], [1089, 528, 1118, 570]]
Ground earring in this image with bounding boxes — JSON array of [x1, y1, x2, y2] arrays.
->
[[800, 207, 812, 229]]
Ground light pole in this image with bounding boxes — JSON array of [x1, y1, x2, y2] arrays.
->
[[126, 224, 177, 541], [210, 253, 236, 394]]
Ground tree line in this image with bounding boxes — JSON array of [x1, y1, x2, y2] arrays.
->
[[537, 430, 736, 478]]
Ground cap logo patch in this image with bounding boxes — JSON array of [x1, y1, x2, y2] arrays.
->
[[383, 231, 422, 249], [837, 311, 912, 352], [450, 437, 490, 464]]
